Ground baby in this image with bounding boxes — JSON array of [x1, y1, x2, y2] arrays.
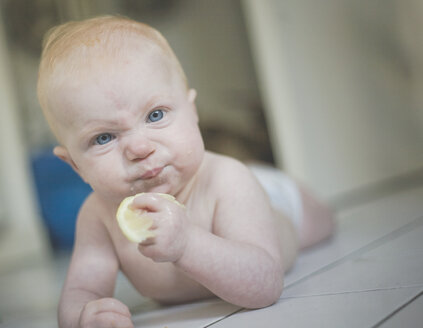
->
[[37, 16, 334, 328]]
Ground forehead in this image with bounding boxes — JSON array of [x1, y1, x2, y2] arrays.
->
[[56, 25, 188, 99], [43, 19, 173, 70], [55, 32, 170, 78], [47, 47, 185, 126], [40, 23, 186, 103]]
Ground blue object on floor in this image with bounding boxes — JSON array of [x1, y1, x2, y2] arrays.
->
[[31, 148, 92, 250]]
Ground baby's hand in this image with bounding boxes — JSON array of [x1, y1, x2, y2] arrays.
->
[[131, 193, 190, 263], [79, 298, 133, 328]]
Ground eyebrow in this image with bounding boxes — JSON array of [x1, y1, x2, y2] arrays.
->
[[76, 118, 121, 139]]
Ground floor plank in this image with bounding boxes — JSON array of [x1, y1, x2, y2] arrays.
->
[[283, 215, 423, 298], [208, 287, 420, 328], [286, 186, 423, 286], [376, 290, 423, 328], [132, 299, 241, 328]]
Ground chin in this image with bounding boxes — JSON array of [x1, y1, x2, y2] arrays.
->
[[146, 184, 173, 195], [126, 181, 172, 196]]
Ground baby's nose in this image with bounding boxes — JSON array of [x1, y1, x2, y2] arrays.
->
[[124, 133, 155, 161]]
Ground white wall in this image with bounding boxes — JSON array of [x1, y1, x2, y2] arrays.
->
[[243, 0, 423, 200]]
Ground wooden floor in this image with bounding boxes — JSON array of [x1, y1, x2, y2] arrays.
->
[[1, 184, 423, 327]]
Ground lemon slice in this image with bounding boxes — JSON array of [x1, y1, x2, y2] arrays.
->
[[116, 193, 184, 243]]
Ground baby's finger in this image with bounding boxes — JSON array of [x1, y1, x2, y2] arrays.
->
[[92, 311, 134, 328], [137, 241, 161, 261], [130, 193, 164, 212], [85, 298, 131, 317], [138, 234, 156, 246]]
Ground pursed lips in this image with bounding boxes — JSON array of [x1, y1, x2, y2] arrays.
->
[[140, 166, 164, 180]]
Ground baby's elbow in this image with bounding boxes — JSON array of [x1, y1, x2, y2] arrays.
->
[[244, 290, 283, 310], [244, 276, 284, 309]]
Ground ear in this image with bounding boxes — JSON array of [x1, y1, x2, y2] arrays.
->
[[53, 146, 82, 177], [188, 88, 197, 103], [187, 88, 199, 122]]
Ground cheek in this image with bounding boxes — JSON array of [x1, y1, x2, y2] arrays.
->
[[177, 126, 204, 165], [77, 156, 120, 187], [174, 121, 202, 146]]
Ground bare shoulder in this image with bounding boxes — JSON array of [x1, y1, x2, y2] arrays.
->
[[204, 152, 280, 255], [203, 152, 262, 199], [74, 192, 114, 246], [203, 152, 254, 185], [77, 192, 103, 228], [203, 152, 273, 222]]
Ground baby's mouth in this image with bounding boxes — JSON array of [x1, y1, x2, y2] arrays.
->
[[140, 166, 163, 180]]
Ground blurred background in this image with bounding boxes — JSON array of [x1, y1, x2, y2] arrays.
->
[[1, 0, 423, 326]]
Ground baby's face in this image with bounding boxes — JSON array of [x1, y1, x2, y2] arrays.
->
[[49, 50, 204, 204]]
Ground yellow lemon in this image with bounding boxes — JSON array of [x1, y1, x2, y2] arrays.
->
[[116, 193, 184, 243]]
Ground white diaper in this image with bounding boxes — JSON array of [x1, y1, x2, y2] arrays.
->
[[249, 164, 303, 230]]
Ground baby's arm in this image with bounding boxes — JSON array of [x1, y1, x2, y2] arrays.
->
[[134, 158, 295, 309], [58, 194, 133, 328], [176, 160, 290, 308]]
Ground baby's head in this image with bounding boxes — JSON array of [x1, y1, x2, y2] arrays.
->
[[38, 15, 188, 141], [37, 16, 204, 201]]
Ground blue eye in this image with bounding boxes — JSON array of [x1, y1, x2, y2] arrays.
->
[[148, 109, 164, 122], [95, 133, 113, 145]]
